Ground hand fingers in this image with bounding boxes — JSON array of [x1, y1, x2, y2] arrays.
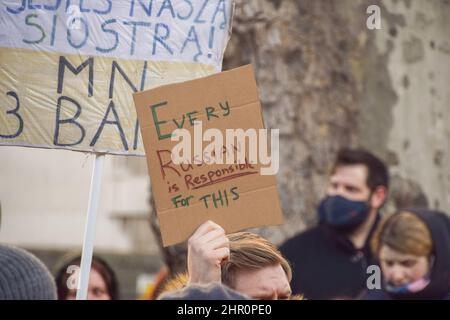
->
[[190, 220, 224, 241], [197, 227, 227, 245], [210, 247, 230, 266], [204, 234, 229, 251]]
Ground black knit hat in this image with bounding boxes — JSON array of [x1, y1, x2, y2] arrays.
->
[[0, 244, 57, 300]]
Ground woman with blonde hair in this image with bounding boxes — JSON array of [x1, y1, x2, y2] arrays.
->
[[365, 209, 450, 299]]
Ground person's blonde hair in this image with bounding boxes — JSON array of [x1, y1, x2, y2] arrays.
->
[[221, 232, 292, 288], [157, 232, 293, 299], [371, 211, 432, 257]]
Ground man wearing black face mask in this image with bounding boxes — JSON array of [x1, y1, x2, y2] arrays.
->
[[279, 148, 389, 299]]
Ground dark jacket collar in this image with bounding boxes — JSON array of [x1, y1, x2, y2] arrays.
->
[[321, 213, 381, 261]]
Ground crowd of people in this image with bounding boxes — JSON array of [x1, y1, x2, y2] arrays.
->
[[1, 148, 449, 300]]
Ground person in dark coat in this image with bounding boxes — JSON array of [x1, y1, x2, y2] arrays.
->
[[364, 209, 450, 300], [280, 148, 389, 299]]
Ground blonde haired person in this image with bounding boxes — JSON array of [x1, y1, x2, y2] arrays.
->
[[364, 209, 450, 300], [159, 221, 299, 300]]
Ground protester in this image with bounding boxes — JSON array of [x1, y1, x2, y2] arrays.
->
[[54, 254, 119, 300], [280, 148, 389, 299], [364, 209, 450, 299], [221, 232, 293, 300], [160, 220, 294, 300], [0, 244, 57, 300]]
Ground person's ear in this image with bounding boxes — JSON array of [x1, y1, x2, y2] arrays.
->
[[370, 186, 387, 209]]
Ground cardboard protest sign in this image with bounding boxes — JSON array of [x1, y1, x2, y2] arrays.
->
[[134, 65, 284, 246], [0, 0, 233, 155]]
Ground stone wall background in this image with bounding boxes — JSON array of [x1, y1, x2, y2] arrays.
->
[[153, 0, 450, 276]]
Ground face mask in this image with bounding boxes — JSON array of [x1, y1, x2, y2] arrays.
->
[[384, 256, 434, 295], [318, 195, 370, 231], [385, 276, 431, 294]]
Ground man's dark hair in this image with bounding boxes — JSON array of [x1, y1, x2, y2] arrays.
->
[[331, 148, 389, 192]]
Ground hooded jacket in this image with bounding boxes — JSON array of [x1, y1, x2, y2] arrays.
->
[[366, 209, 450, 300]]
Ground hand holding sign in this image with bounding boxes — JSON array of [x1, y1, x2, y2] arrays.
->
[[187, 220, 230, 285]]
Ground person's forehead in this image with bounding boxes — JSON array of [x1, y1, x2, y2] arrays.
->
[[90, 268, 107, 285], [237, 264, 290, 288], [261, 265, 289, 282], [330, 164, 368, 184], [379, 245, 419, 261]]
